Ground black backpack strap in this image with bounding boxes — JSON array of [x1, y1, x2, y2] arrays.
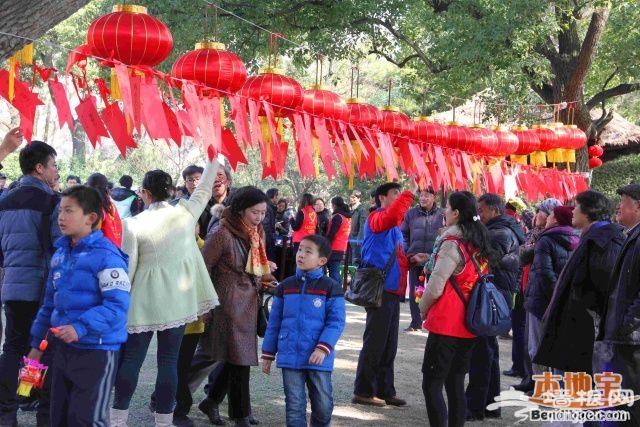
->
[[449, 276, 468, 308]]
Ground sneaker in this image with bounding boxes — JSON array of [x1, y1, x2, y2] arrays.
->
[[351, 395, 386, 407], [382, 396, 407, 406], [403, 326, 419, 332]]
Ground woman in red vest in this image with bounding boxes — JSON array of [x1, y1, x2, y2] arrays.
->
[[418, 191, 497, 427], [291, 193, 317, 254], [325, 196, 352, 284], [87, 172, 122, 247]]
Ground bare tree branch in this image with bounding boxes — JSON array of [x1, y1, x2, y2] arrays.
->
[[368, 49, 420, 68], [586, 82, 640, 110]]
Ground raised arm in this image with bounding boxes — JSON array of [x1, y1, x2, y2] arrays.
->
[[184, 160, 220, 219]]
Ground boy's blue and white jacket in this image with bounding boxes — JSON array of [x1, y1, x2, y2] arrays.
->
[[30, 230, 131, 351], [261, 267, 346, 372]]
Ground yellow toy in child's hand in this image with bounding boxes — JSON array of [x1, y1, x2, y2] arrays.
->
[[17, 357, 47, 397]]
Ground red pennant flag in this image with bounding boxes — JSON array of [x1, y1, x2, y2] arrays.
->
[[140, 75, 171, 140], [75, 96, 109, 147], [313, 117, 337, 180], [175, 110, 195, 138], [162, 102, 183, 147], [228, 94, 251, 147], [221, 128, 248, 169], [432, 146, 451, 191], [0, 69, 44, 142], [101, 102, 136, 157], [292, 113, 315, 178], [49, 79, 74, 131]]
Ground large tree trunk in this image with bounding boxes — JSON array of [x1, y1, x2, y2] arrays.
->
[[0, 0, 89, 61]]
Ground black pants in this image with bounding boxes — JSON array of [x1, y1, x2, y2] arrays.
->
[[610, 344, 640, 426], [50, 346, 117, 427], [510, 305, 526, 374], [465, 336, 501, 418], [206, 363, 250, 420], [353, 292, 400, 399], [0, 301, 52, 425], [408, 267, 423, 329], [173, 333, 201, 417], [422, 333, 476, 427]]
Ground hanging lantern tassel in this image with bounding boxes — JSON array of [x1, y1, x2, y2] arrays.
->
[[110, 68, 122, 100], [547, 148, 563, 164], [8, 43, 33, 102], [510, 154, 528, 165], [529, 151, 547, 166], [563, 148, 576, 163], [312, 135, 321, 176]]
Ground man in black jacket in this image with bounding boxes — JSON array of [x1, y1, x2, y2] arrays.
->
[[535, 190, 624, 374], [349, 190, 367, 266], [598, 184, 640, 422], [465, 193, 525, 421]]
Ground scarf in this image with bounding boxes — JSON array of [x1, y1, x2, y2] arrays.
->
[[241, 219, 271, 277]]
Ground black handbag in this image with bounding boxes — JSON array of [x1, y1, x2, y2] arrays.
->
[[345, 247, 398, 308]]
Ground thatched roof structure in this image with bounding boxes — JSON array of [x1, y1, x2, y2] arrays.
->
[[591, 111, 640, 160]]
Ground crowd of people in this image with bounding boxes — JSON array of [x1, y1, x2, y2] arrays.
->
[[0, 126, 639, 427]]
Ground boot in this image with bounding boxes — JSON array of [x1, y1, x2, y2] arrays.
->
[[198, 399, 225, 425], [109, 408, 129, 427], [233, 418, 251, 427], [154, 412, 176, 427]]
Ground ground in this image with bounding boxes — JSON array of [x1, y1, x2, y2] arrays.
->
[[13, 303, 532, 426]]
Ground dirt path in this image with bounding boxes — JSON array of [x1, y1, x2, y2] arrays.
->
[[15, 303, 526, 426]]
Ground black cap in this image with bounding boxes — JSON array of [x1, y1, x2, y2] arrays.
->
[[617, 184, 640, 201]]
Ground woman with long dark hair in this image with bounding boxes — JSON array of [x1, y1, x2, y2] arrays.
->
[[201, 186, 275, 427], [325, 196, 351, 283], [87, 172, 122, 247], [110, 162, 220, 427], [419, 191, 497, 427]]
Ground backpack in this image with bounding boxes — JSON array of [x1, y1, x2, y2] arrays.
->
[[112, 194, 137, 219], [449, 242, 511, 337]]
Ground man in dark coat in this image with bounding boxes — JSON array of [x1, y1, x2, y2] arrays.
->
[[598, 184, 640, 423], [349, 190, 367, 266], [262, 188, 279, 262], [400, 187, 444, 331], [465, 193, 525, 421], [535, 190, 624, 373]]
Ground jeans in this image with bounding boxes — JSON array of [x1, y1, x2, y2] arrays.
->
[[422, 332, 476, 427], [407, 267, 423, 329], [0, 301, 52, 424], [326, 260, 342, 285], [282, 369, 333, 427], [113, 326, 185, 414]]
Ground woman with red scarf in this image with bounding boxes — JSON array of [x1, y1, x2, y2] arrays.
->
[[202, 186, 276, 427]]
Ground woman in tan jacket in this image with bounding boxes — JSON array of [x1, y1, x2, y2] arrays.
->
[[201, 186, 275, 427]]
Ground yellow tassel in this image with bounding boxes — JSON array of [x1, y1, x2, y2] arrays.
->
[[8, 57, 16, 102], [510, 154, 528, 165], [348, 161, 354, 189], [220, 98, 226, 127], [312, 136, 320, 176], [546, 148, 562, 164], [110, 69, 121, 101], [529, 151, 547, 166], [259, 117, 271, 144], [17, 382, 33, 397], [564, 149, 576, 163], [13, 43, 33, 65]]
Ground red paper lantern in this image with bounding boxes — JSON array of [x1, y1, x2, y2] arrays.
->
[[87, 5, 173, 66], [588, 145, 604, 157], [532, 124, 558, 152], [565, 125, 588, 150], [414, 116, 449, 147], [468, 125, 498, 155], [492, 126, 519, 156], [511, 126, 540, 155], [171, 42, 247, 95], [446, 122, 473, 151], [379, 106, 415, 141], [588, 157, 603, 168], [239, 68, 303, 117], [345, 98, 382, 139], [301, 85, 348, 121]]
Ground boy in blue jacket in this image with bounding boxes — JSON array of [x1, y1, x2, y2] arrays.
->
[[262, 234, 346, 427], [27, 185, 130, 427]]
